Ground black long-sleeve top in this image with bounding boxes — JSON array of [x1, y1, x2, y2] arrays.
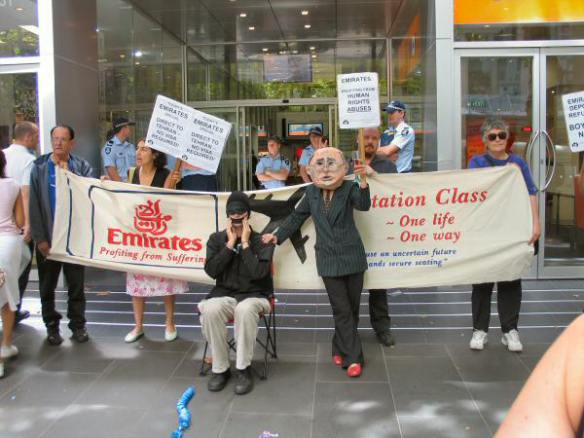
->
[[204, 229, 274, 301]]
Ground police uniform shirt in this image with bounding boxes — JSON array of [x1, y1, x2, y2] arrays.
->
[[298, 145, 315, 167], [380, 127, 396, 147], [101, 136, 136, 182], [255, 154, 291, 189], [389, 121, 415, 173]]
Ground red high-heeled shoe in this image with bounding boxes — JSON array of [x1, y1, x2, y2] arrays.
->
[[333, 355, 343, 366], [347, 363, 362, 377]]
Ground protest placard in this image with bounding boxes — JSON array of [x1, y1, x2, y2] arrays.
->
[[337, 72, 380, 129], [146, 95, 232, 173], [561, 90, 584, 153]]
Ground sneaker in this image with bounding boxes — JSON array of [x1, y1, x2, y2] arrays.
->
[[46, 328, 63, 346], [14, 310, 30, 325], [502, 329, 523, 352], [71, 328, 89, 343], [0, 345, 19, 359], [347, 363, 362, 378], [234, 367, 254, 395], [469, 330, 488, 350], [208, 369, 231, 392]]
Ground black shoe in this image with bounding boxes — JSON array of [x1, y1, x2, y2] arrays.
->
[[208, 369, 231, 392], [46, 328, 63, 346], [14, 310, 30, 325], [234, 367, 254, 395], [71, 328, 89, 343], [376, 331, 395, 347]]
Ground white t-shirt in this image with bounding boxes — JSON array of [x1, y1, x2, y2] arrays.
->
[[3, 143, 35, 186]]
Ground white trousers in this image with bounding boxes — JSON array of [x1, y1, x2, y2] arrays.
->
[[199, 296, 271, 373]]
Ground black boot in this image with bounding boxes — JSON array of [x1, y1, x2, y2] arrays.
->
[[71, 327, 89, 343], [234, 367, 254, 395], [376, 330, 395, 347], [46, 327, 63, 346], [208, 369, 231, 392]]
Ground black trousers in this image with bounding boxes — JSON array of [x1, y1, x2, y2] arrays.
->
[[36, 251, 86, 330], [471, 279, 522, 333], [16, 240, 34, 312], [180, 174, 218, 192], [369, 289, 391, 334], [322, 272, 364, 367]]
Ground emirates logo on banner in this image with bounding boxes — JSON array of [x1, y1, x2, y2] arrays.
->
[[133, 200, 172, 236]]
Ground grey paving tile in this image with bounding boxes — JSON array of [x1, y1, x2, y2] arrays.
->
[[0, 371, 97, 408], [222, 413, 311, 438], [386, 329, 427, 344], [42, 405, 145, 438], [465, 381, 524, 432], [445, 345, 530, 383], [383, 343, 448, 357], [391, 381, 476, 417], [230, 362, 316, 416], [75, 351, 185, 410], [399, 413, 491, 438], [386, 356, 462, 388], [312, 382, 399, 438], [41, 341, 116, 374], [0, 406, 64, 438]]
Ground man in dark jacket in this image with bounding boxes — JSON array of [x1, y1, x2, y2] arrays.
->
[[199, 191, 274, 395], [29, 125, 94, 346], [263, 147, 370, 378]]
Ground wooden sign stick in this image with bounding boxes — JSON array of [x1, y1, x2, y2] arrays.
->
[[358, 128, 367, 185]]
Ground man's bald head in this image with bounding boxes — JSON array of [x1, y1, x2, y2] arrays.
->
[[362, 127, 381, 159]]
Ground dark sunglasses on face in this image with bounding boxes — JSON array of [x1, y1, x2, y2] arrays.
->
[[487, 132, 508, 141]]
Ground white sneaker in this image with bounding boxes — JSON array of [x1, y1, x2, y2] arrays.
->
[[469, 330, 488, 350], [124, 329, 144, 343], [165, 329, 178, 342], [502, 329, 523, 352], [0, 345, 19, 359]]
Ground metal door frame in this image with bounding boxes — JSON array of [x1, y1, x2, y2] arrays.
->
[[538, 46, 584, 277]]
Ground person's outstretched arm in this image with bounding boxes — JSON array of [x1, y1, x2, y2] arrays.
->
[[495, 314, 584, 437]]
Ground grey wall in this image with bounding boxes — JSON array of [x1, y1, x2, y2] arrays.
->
[[51, 0, 100, 169]]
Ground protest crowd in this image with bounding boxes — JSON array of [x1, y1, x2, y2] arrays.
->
[[0, 98, 582, 437]]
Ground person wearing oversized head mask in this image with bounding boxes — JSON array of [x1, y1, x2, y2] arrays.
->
[[263, 147, 370, 378]]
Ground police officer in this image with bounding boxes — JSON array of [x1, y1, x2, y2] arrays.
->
[[298, 126, 328, 183], [102, 117, 136, 182], [255, 136, 291, 189], [377, 100, 415, 173]]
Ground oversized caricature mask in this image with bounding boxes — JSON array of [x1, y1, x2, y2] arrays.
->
[[307, 147, 348, 190]]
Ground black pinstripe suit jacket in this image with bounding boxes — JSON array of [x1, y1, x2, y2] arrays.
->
[[275, 180, 371, 277]]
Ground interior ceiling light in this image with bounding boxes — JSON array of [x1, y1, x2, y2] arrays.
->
[[248, 26, 255, 31], [262, 48, 268, 52], [120, 54, 126, 58], [134, 50, 143, 57], [292, 50, 298, 54], [304, 24, 311, 29], [309, 46, 316, 50], [15, 7, 24, 11], [301, 10, 309, 16], [239, 12, 247, 18], [311, 54, 317, 58], [135, 61, 140, 65]]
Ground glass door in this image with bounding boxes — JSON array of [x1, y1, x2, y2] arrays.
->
[[456, 48, 540, 278], [539, 48, 584, 276], [0, 71, 39, 149]]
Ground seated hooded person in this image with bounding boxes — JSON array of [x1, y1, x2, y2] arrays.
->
[[263, 147, 370, 378], [199, 191, 274, 395]]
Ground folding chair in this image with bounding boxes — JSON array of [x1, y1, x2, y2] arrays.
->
[[199, 295, 277, 380]]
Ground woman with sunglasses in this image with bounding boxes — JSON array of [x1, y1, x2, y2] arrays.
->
[[467, 118, 540, 353]]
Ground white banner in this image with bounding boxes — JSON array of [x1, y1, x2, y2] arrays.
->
[[50, 166, 533, 290], [146, 95, 232, 173], [337, 72, 380, 129], [562, 90, 584, 153]]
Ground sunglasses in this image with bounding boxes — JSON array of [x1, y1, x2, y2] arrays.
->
[[487, 132, 508, 141]]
